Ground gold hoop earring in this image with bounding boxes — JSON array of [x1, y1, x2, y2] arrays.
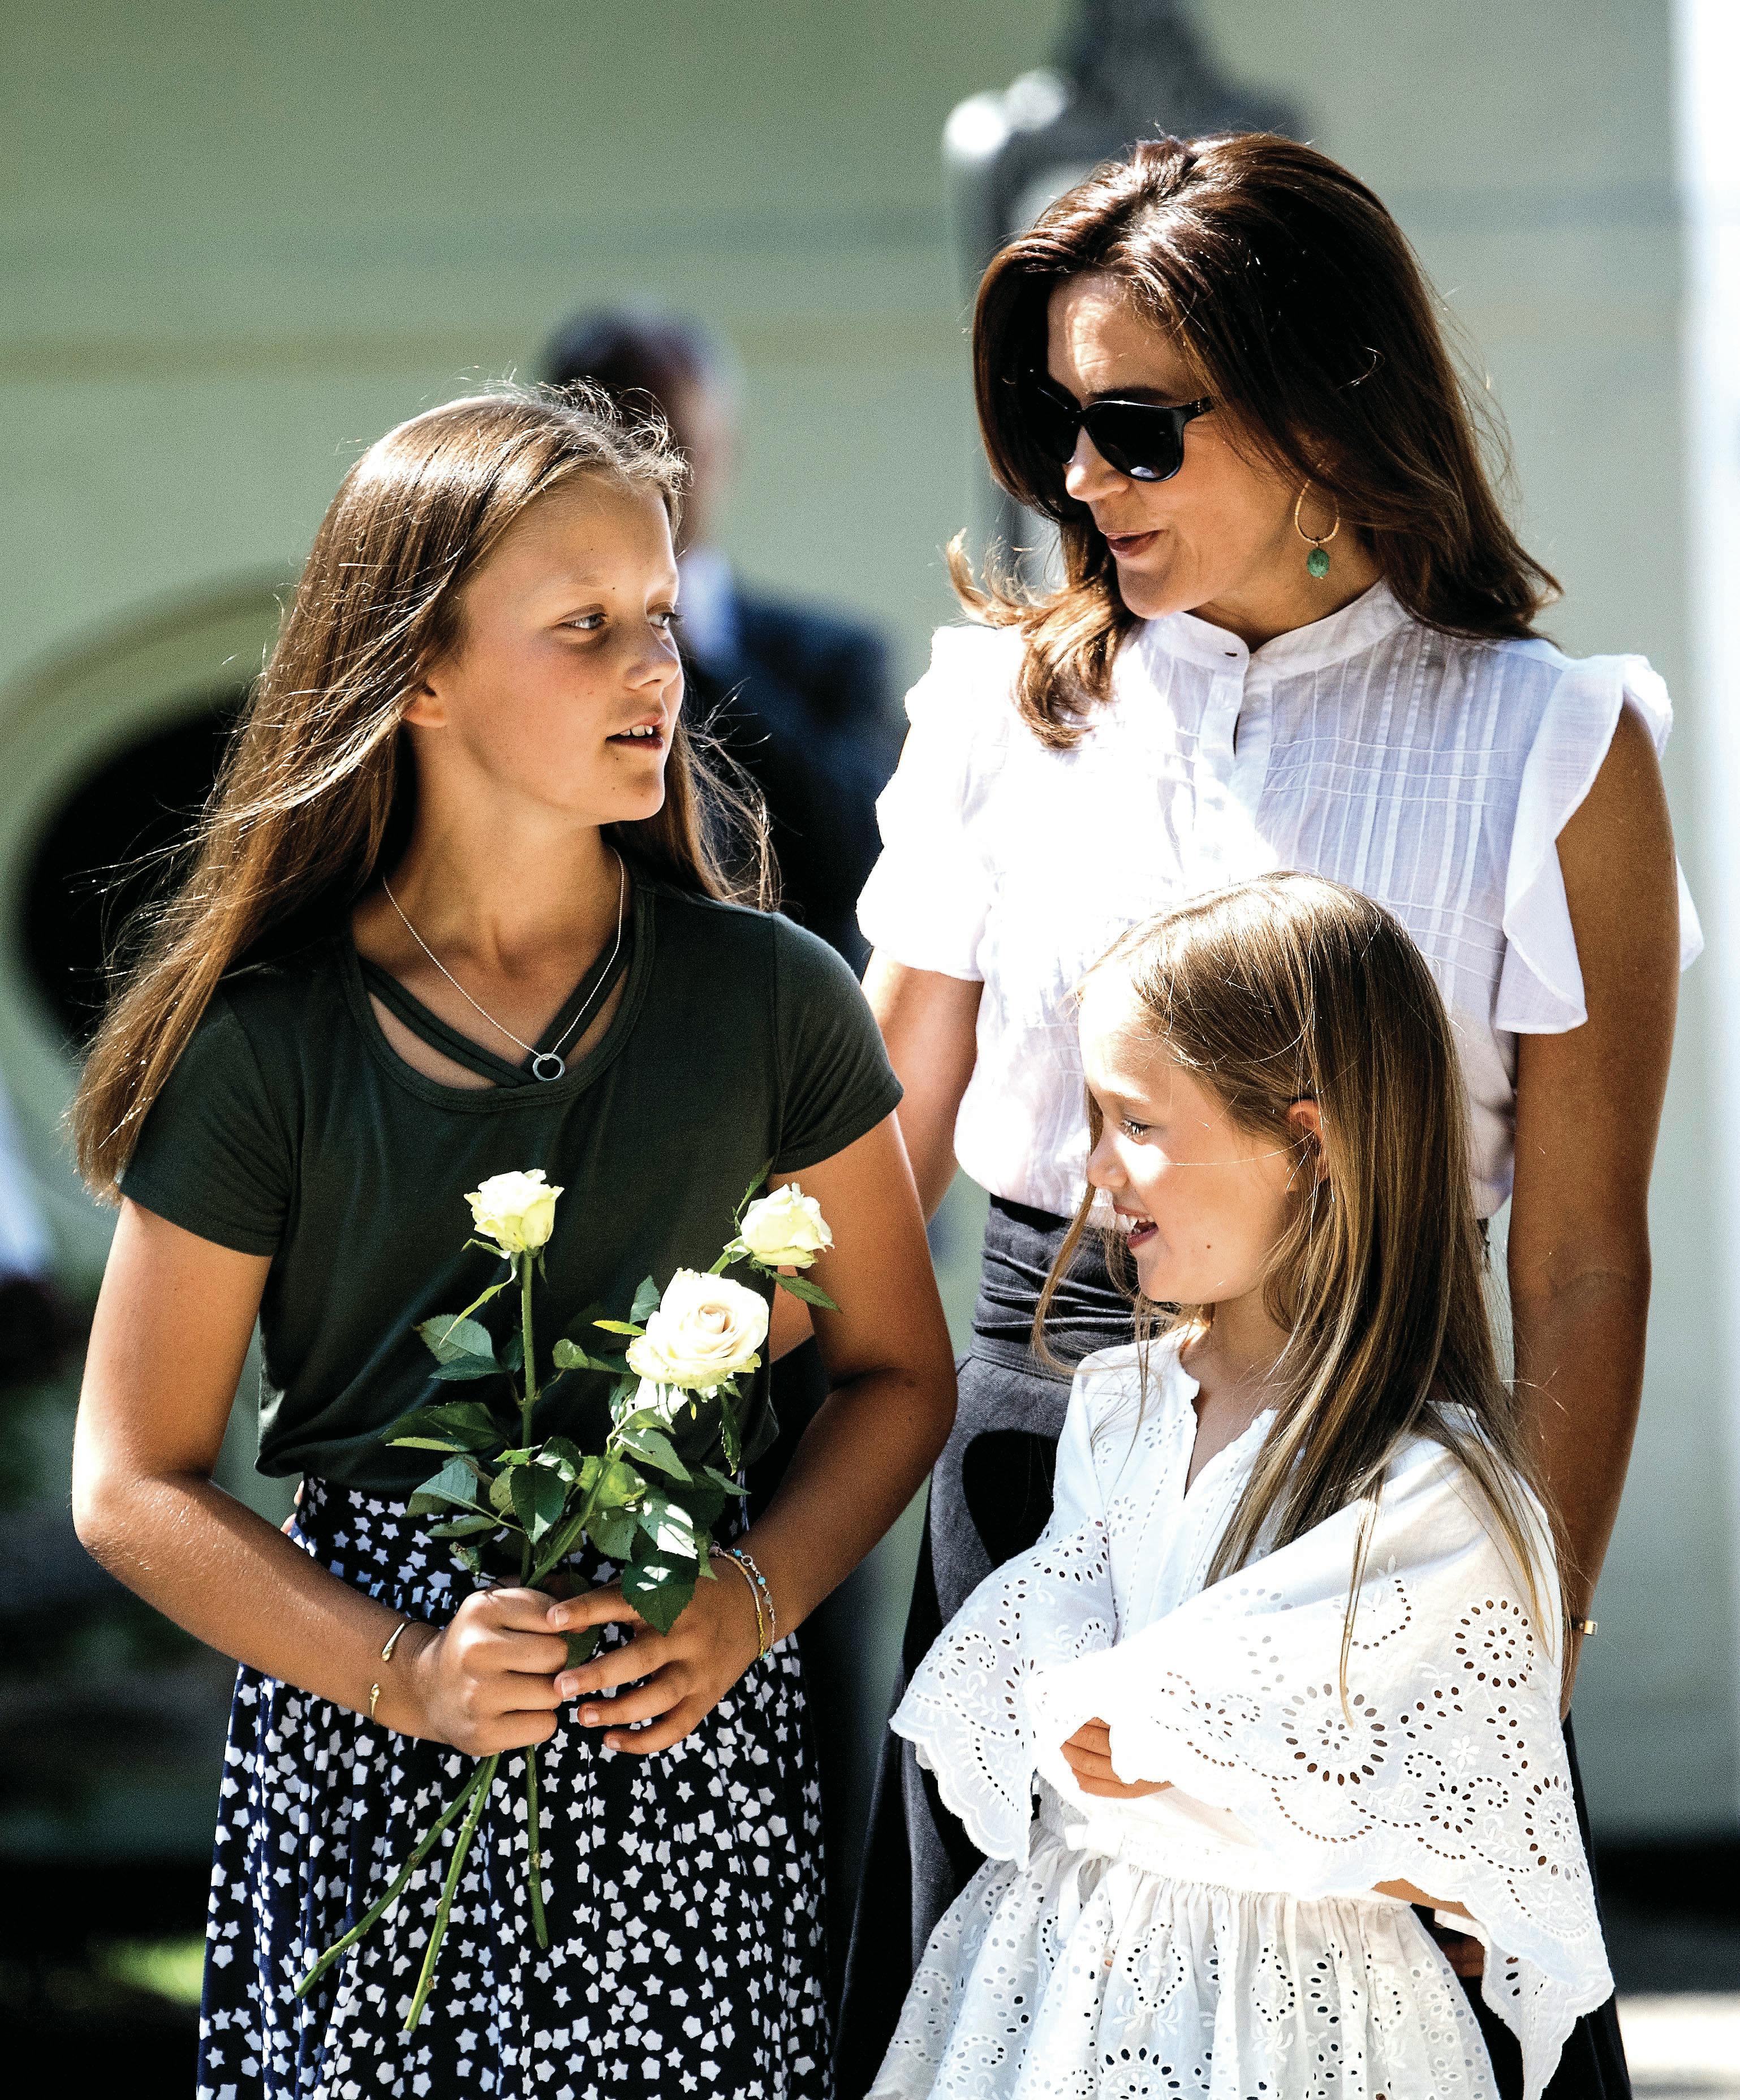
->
[[1294, 484, 1341, 579]]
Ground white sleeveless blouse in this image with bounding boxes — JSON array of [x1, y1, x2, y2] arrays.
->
[[858, 582, 1701, 1219]]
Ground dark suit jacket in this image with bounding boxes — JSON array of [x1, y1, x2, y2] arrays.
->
[[683, 589, 901, 972]]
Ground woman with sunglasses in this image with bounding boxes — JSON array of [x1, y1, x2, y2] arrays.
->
[[837, 133, 1698, 2100]]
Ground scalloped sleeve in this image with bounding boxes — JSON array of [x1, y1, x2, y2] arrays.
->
[[854, 624, 1019, 981], [886, 1379, 1116, 1863], [1496, 653, 1703, 1034], [1023, 1442, 1610, 2100]]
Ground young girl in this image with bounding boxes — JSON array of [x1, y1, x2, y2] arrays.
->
[[871, 873, 1610, 2100], [68, 388, 956, 2099]]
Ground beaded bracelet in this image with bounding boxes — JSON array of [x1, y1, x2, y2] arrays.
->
[[710, 1544, 768, 1658], [725, 1546, 777, 1651]]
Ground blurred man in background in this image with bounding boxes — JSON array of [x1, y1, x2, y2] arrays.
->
[[541, 305, 902, 2000], [541, 307, 899, 969]]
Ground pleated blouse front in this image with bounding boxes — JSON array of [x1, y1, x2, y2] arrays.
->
[[858, 582, 1702, 1219]]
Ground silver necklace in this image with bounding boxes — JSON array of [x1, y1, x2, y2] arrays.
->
[[381, 853, 627, 1083]]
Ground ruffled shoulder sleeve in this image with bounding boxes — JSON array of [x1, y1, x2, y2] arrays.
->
[[1023, 1437, 1610, 2100], [1496, 649, 1703, 1034], [886, 1347, 1129, 1861], [855, 622, 1023, 981]]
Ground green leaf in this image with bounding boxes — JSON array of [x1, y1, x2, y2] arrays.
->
[[416, 1315, 499, 1366], [587, 1504, 639, 1561], [386, 1400, 502, 1452], [564, 1626, 601, 1669], [406, 1453, 492, 1520], [531, 1507, 590, 1579], [636, 1492, 700, 1561], [429, 1513, 497, 1539], [510, 1464, 568, 1543], [539, 1435, 583, 1483], [629, 1275, 662, 1326], [451, 1542, 484, 1577], [622, 1554, 698, 1634], [552, 1337, 627, 1374], [488, 1469, 518, 1517], [773, 1272, 839, 1311], [598, 1456, 644, 1504], [499, 1330, 524, 1375], [701, 1464, 744, 1495], [593, 1320, 645, 1338], [616, 1424, 692, 1483], [670, 1475, 729, 1532], [430, 1353, 506, 1383]]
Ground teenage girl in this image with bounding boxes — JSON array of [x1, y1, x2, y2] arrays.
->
[[872, 873, 1609, 2100], [69, 388, 955, 2100]]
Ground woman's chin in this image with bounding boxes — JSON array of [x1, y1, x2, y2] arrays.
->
[[1109, 548, 1194, 622]]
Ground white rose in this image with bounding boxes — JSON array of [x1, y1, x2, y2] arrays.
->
[[467, 1168, 563, 1257], [735, 1184, 833, 1270], [626, 1270, 768, 1392]]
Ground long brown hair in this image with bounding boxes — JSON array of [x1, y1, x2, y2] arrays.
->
[[74, 385, 769, 1198], [958, 133, 1560, 748], [1040, 873, 1559, 1659]]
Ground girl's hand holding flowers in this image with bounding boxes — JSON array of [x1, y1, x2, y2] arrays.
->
[[390, 1587, 568, 1757], [548, 1559, 764, 1754]]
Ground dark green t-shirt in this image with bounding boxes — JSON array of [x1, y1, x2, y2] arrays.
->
[[119, 879, 903, 1494]]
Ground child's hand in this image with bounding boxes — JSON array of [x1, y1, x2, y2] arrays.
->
[[548, 1567, 764, 1754], [1059, 1718, 1172, 1798]]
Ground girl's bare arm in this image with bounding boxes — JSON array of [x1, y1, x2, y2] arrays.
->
[[72, 1201, 568, 1752]]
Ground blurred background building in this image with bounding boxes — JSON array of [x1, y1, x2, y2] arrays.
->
[[1, 0, 1734, 2088]]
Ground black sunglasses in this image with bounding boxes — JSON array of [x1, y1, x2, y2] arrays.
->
[[1017, 369, 1212, 483]]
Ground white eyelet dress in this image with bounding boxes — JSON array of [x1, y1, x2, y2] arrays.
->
[[870, 1337, 1613, 2100]]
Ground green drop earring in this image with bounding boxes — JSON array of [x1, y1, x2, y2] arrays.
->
[[1294, 484, 1341, 579]]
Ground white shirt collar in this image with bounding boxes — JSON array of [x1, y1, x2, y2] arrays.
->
[[1135, 579, 1411, 680]]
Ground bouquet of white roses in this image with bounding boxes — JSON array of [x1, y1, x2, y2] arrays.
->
[[295, 1167, 834, 2030]]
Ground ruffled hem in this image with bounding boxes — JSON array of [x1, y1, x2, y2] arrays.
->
[[868, 1829, 1500, 2100], [1496, 651, 1703, 1034], [889, 1514, 1117, 1865]]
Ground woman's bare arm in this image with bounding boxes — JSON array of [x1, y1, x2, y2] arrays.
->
[[863, 953, 983, 1221], [72, 1201, 569, 1752], [551, 1110, 957, 1749], [1509, 703, 1681, 1702]]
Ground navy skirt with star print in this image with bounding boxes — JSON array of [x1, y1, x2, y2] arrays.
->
[[196, 1476, 829, 2100]]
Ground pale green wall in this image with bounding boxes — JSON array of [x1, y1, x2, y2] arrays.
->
[[0, 0, 1065, 686]]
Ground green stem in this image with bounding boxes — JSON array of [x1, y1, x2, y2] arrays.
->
[[524, 1746, 549, 1951], [403, 1752, 499, 2032], [519, 1254, 538, 1449], [294, 1761, 489, 1999], [510, 1254, 552, 1952]]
